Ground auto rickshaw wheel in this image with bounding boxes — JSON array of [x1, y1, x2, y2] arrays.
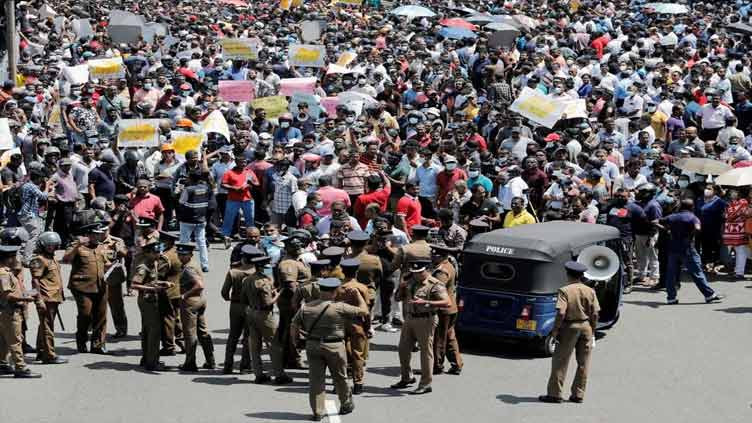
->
[[538, 334, 557, 356]]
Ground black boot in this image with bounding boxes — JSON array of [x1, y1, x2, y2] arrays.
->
[[200, 337, 216, 369]]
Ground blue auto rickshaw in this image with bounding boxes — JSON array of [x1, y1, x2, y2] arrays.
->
[[456, 222, 623, 355]]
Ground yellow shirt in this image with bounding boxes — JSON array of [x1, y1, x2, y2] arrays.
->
[[503, 210, 536, 228]]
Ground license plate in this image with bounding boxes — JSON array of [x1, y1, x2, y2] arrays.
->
[[516, 319, 536, 331]]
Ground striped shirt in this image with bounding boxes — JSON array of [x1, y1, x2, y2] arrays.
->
[[336, 163, 371, 196]]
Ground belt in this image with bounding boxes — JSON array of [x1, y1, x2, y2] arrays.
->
[[564, 318, 589, 323], [308, 336, 343, 343], [409, 312, 435, 318], [252, 306, 273, 311]]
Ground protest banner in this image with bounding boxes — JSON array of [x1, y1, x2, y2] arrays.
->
[[62, 65, 89, 84], [508, 87, 568, 129], [88, 58, 126, 80], [107, 10, 144, 44], [220, 38, 259, 60], [336, 0, 363, 6], [251, 96, 289, 119], [279, 77, 317, 96], [288, 44, 326, 68], [290, 93, 324, 119], [218, 80, 256, 102], [38, 4, 57, 19], [117, 119, 160, 148], [301, 20, 324, 42], [72, 19, 94, 40], [281, 0, 292, 10], [320, 96, 340, 117], [171, 131, 204, 156], [201, 110, 231, 141], [336, 51, 357, 67], [142, 22, 167, 44], [0, 119, 13, 150]]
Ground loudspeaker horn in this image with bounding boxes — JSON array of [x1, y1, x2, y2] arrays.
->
[[577, 245, 619, 281]]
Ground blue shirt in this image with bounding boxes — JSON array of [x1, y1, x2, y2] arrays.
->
[[19, 181, 48, 219], [88, 167, 116, 201], [273, 127, 303, 145], [415, 164, 440, 197], [664, 211, 700, 252], [467, 174, 493, 194]]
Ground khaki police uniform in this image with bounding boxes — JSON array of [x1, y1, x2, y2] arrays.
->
[[65, 241, 109, 351], [432, 259, 463, 372], [392, 240, 432, 320], [101, 235, 128, 336], [158, 246, 184, 353], [241, 271, 284, 379], [396, 274, 449, 388], [277, 257, 311, 367], [0, 267, 27, 371], [546, 282, 601, 400], [131, 230, 160, 276], [29, 254, 63, 361], [179, 264, 214, 369], [293, 281, 321, 306], [292, 299, 368, 417], [220, 264, 255, 372], [334, 278, 370, 387], [132, 260, 162, 370]]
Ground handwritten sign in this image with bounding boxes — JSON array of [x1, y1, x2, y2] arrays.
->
[[251, 96, 289, 119], [320, 97, 340, 117], [218, 80, 256, 102], [336, 51, 357, 67], [220, 38, 259, 60], [279, 77, 317, 97], [170, 131, 203, 156], [288, 44, 326, 68], [117, 119, 160, 148], [201, 110, 231, 142], [509, 87, 568, 129], [88, 58, 126, 80]]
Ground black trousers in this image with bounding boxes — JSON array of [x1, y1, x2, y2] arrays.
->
[[52, 201, 76, 248]]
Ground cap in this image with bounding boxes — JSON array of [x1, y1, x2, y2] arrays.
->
[[544, 133, 561, 143], [161, 143, 175, 152], [142, 242, 161, 253], [136, 216, 158, 227], [347, 231, 370, 243], [80, 222, 103, 233], [310, 259, 332, 268], [318, 277, 342, 290], [159, 231, 180, 241], [176, 242, 196, 254], [0, 244, 21, 255], [587, 169, 602, 179], [430, 243, 459, 254], [58, 158, 72, 166], [340, 258, 361, 268], [251, 255, 271, 264], [241, 244, 264, 258], [408, 259, 431, 273], [322, 246, 345, 257], [113, 194, 130, 203], [412, 225, 430, 234], [564, 260, 587, 274]]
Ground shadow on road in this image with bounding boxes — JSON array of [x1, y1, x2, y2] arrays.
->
[[368, 342, 398, 352], [496, 394, 541, 404], [623, 300, 664, 308], [245, 411, 311, 421], [715, 306, 752, 314], [365, 365, 401, 377], [362, 385, 408, 398], [83, 360, 159, 375], [192, 376, 253, 385]]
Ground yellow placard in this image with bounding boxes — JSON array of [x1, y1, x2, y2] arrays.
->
[[251, 96, 289, 119], [336, 52, 356, 67], [516, 97, 557, 119], [117, 119, 160, 147], [171, 131, 203, 156], [120, 124, 157, 142], [281, 0, 291, 9], [220, 38, 258, 60], [336, 0, 362, 5], [88, 58, 125, 80], [294, 48, 321, 62]]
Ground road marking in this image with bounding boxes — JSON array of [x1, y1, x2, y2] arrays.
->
[[325, 400, 341, 423]]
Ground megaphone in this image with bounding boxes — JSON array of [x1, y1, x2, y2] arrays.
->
[[577, 246, 620, 281]]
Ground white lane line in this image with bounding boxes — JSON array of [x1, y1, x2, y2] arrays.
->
[[325, 400, 341, 423]]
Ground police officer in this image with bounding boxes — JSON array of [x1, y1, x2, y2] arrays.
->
[[157, 231, 183, 355], [321, 246, 346, 281], [293, 259, 330, 307], [220, 244, 259, 374], [177, 169, 212, 272], [0, 245, 41, 378], [291, 277, 369, 421], [391, 225, 432, 324], [175, 242, 216, 372], [430, 244, 463, 375], [539, 261, 600, 404], [62, 223, 110, 354], [131, 240, 169, 371], [390, 258, 450, 394], [277, 237, 311, 369], [346, 231, 382, 312], [241, 254, 292, 384], [335, 258, 372, 395], [29, 232, 67, 364], [0, 227, 35, 354], [99, 217, 129, 339], [131, 217, 160, 274]]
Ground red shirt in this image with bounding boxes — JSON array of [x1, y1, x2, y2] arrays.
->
[[436, 169, 467, 207], [353, 186, 391, 228], [396, 194, 422, 236], [129, 193, 164, 220], [222, 168, 254, 202]]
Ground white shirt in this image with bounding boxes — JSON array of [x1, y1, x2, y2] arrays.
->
[[698, 104, 735, 129], [291, 190, 308, 213], [612, 173, 647, 192], [497, 176, 528, 210], [716, 127, 745, 149], [315, 215, 362, 235]]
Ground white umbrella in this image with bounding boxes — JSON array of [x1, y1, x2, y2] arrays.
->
[[390, 5, 436, 18], [644, 2, 689, 14], [714, 167, 752, 187], [673, 158, 732, 175]]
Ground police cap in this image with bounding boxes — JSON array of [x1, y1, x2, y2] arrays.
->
[[564, 260, 588, 274], [159, 231, 180, 241], [176, 242, 196, 254], [340, 258, 360, 268], [322, 246, 345, 257], [347, 231, 370, 243], [318, 277, 342, 291], [241, 245, 264, 258]]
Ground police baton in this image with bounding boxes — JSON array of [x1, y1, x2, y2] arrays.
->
[[56, 308, 65, 332]]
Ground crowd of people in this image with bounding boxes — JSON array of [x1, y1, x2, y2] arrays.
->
[[1, 0, 752, 418]]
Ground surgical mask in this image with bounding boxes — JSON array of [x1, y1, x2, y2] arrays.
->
[[358, 79, 367, 86], [143, 84, 152, 90], [408, 117, 418, 124], [678, 180, 689, 188], [468, 170, 480, 178], [315, 201, 324, 209], [280, 121, 290, 128], [345, 116, 355, 123], [704, 189, 714, 197], [445, 162, 457, 171]]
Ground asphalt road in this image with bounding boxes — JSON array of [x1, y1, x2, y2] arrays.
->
[[2, 245, 752, 423]]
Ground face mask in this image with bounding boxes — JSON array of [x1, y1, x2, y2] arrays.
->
[[445, 162, 457, 171], [143, 84, 152, 90], [345, 116, 355, 123], [315, 201, 324, 209], [358, 79, 367, 86], [468, 170, 480, 178], [678, 180, 689, 188], [408, 117, 418, 124], [704, 189, 714, 197], [280, 121, 290, 128]]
